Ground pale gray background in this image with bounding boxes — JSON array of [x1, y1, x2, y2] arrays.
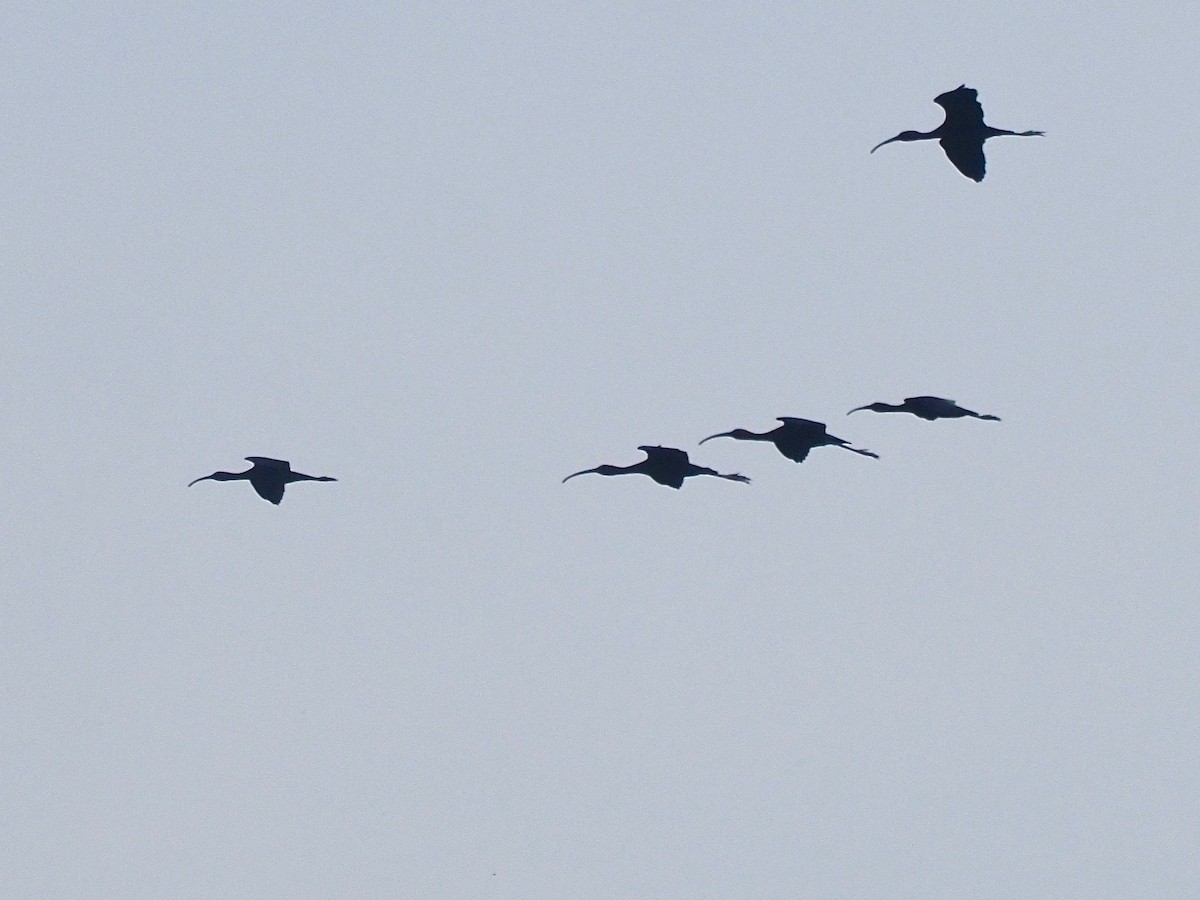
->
[[3, 2, 1197, 897]]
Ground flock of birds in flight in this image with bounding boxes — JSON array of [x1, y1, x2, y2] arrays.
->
[[561, 397, 1001, 490], [189, 86, 1032, 503]]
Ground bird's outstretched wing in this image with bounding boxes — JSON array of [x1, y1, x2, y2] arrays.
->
[[933, 85, 984, 126], [776, 417, 827, 436], [659, 472, 686, 489], [939, 136, 985, 181], [245, 456, 290, 470], [639, 445, 689, 466], [249, 476, 285, 505], [905, 396, 952, 405], [777, 444, 812, 464], [774, 418, 827, 463], [905, 396, 956, 415]]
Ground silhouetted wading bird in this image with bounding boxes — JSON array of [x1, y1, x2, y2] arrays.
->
[[562, 445, 750, 490], [871, 85, 1042, 181], [188, 457, 337, 504], [848, 396, 1001, 421], [700, 418, 879, 464]]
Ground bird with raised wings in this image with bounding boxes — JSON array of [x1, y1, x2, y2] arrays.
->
[[871, 85, 1042, 181], [848, 396, 1001, 421], [699, 418, 878, 464], [188, 457, 337, 504], [563, 445, 751, 490]]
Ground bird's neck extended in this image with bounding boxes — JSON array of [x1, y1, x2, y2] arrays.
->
[[892, 128, 942, 144], [735, 429, 774, 441]]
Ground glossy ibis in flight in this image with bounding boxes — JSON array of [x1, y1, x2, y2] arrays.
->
[[563, 445, 751, 489], [699, 417, 879, 464], [188, 457, 337, 504], [848, 396, 1001, 421], [871, 85, 1043, 181]]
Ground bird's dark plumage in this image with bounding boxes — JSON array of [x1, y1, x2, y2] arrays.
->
[[938, 133, 988, 182], [562, 445, 750, 489], [699, 417, 878, 463], [871, 85, 1042, 181], [188, 457, 337, 504], [848, 396, 1001, 421]]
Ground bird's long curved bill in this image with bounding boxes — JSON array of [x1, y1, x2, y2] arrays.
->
[[187, 474, 214, 487], [698, 432, 733, 445], [846, 406, 871, 415], [870, 134, 902, 153], [562, 468, 600, 483]]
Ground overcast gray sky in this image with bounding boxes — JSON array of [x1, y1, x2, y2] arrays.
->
[[4, 2, 1198, 897]]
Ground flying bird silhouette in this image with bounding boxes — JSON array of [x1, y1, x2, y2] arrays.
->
[[188, 457, 337, 504], [699, 417, 878, 464], [871, 85, 1042, 181], [848, 396, 1001, 421], [563, 445, 751, 489]]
